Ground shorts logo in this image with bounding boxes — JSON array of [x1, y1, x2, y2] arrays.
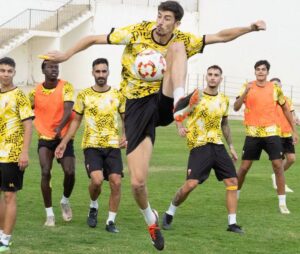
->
[[9, 183, 14, 188], [187, 169, 192, 176]]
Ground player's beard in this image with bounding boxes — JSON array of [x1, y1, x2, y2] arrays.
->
[[95, 78, 107, 87]]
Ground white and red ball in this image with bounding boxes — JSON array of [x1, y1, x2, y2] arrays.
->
[[134, 49, 167, 82]]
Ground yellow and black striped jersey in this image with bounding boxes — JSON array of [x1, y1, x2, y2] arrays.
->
[[186, 92, 229, 150], [0, 88, 34, 162], [74, 87, 125, 149], [108, 21, 204, 99]]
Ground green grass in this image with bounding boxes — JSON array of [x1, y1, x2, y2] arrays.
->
[[13, 120, 300, 253]]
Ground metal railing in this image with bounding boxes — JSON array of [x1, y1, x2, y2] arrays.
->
[[0, 0, 92, 46], [96, 0, 199, 12], [186, 73, 300, 104]]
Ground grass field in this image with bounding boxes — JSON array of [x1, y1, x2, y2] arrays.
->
[[12, 120, 300, 253]]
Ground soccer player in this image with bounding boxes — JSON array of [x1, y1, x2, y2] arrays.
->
[[0, 57, 34, 252], [270, 78, 296, 193], [29, 60, 75, 226], [162, 65, 243, 234], [234, 60, 298, 214], [55, 58, 126, 233], [42, 1, 265, 249]]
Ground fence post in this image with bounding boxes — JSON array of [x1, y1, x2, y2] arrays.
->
[[29, 9, 31, 29], [56, 9, 59, 32]]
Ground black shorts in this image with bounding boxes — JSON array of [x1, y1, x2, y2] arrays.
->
[[0, 163, 24, 192], [242, 136, 283, 161], [281, 137, 295, 154], [38, 139, 75, 158], [187, 144, 237, 184], [125, 87, 174, 155], [83, 148, 123, 181]]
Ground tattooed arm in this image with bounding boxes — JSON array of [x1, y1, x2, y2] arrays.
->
[[221, 116, 238, 161]]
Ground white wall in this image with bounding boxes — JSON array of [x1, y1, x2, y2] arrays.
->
[[195, 0, 300, 96]]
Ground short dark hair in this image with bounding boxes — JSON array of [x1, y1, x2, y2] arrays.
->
[[92, 58, 109, 68], [158, 1, 184, 21], [41, 60, 48, 70], [270, 77, 281, 83], [0, 57, 16, 68], [207, 65, 223, 74], [254, 60, 270, 71]]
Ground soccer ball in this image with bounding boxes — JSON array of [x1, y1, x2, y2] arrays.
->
[[133, 49, 167, 82]]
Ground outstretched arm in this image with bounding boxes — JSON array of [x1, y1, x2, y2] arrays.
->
[[43, 34, 108, 63], [205, 20, 266, 45]]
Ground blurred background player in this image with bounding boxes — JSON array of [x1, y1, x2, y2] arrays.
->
[[0, 57, 34, 252], [42, 1, 265, 249], [55, 58, 126, 233], [270, 78, 296, 193], [162, 65, 243, 234], [234, 60, 298, 214], [29, 60, 75, 226]]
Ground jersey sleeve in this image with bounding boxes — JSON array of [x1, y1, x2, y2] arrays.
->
[[185, 33, 205, 58], [107, 23, 137, 45], [275, 85, 286, 106], [73, 91, 85, 115], [17, 90, 34, 121], [63, 82, 75, 102], [118, 91, 126, 114], [28, 88, 36, 108]]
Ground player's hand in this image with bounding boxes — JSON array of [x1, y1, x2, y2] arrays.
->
[[245, 82, 253, 94], [119, 135, 127, 149], [39, 51, 69, 63], [292, 131, 299, 145], [176, 121, 188, 137], [229, 145, 238, 162], [18, 151, 29, 171], [250, 20, 266, 31], [55, 143, 67, 158]]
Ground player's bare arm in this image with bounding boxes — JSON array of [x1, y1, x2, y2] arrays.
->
[[205, 20, 266, 45], [42, 35, 108, 63], [19, 119, 33, 170], [221, 116, 238, 161], [54, 101, 74, 139], [119, 113, 127, 148], [55, 114, 83, 158], [233, 83, 252, 111]]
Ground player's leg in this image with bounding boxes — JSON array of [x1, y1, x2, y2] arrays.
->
[[59, 156, 75, 222], [162, 179, 198, 230], [0, 163, 24, 251], [223, 178, 243, 234], [106, 173, 121, 233], [105, 148, 123, 233], [163, 42, 200, 122], [58, 138, 75, 222], [38, 143, 55, 226], [83, 148, 104, 228], [127, 137, 164, 250]]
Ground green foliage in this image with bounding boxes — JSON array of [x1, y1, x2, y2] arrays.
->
[[13, 120, 300, 253]]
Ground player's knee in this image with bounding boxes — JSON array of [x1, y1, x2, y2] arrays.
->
[[287, 155, 296, 164], [41, 170, 51, 181], [131, 180, 146, 194], [184, 180, 198, 192], [64, 168, 75, 178]]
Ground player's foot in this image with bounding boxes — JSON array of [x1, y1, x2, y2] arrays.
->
[[227, 224, 244, 234], [44, 215, 55, 227], [60, 202, 72, 222], [173, 89, 200, 122], [0, 242, 10, 253], [162, 212, 173, 230], [279, 205, 290, 214], [285, 185, 294, 193], [87, 207, 98, 228], [148, 209, 164, 251], [271, 173, 277, 189], [105, 221, 119, 233]]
